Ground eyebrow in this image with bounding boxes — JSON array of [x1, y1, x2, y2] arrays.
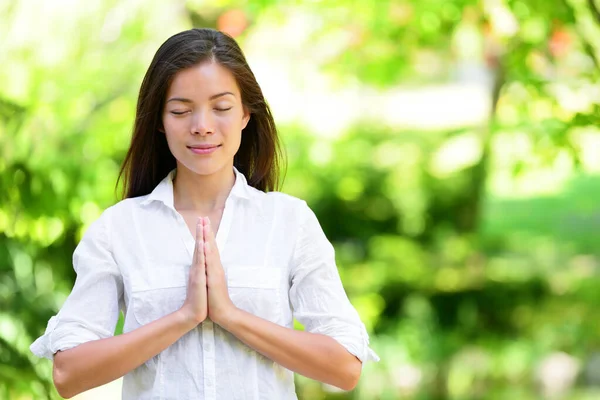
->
[[166, 92, 235, 103]]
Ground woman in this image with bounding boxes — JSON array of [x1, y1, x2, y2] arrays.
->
[[31, 28, 379, 399]]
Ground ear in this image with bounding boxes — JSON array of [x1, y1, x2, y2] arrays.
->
[[158, 121, 165, 133], [241, 106, 250, 131]]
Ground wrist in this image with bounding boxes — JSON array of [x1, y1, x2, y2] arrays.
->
[[214, 305, 243, 331], [176, 307, 203, 330]]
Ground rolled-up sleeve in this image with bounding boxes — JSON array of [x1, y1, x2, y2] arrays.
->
[[30, 209, 123, 360], [288, 202, 379, 365]]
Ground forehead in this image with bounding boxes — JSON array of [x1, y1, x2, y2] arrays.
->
[[166, 61, 240, 99]]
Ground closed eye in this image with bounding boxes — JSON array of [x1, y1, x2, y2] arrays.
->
[[170, 107, 231, 115]]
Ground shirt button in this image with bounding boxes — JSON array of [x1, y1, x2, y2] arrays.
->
[[205, 343, 212, 352]]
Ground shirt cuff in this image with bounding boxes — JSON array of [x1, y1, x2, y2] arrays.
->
[[317, 320, 380, 365], [358, 323, 380, 365], [30, 316, 59, 360], [30, 316, 109, 360]]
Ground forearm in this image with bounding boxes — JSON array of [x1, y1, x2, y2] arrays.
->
[[53, 309, 197, 398], [217, 308, 362, 391]]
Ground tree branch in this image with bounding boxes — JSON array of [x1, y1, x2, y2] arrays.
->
[[560, 0, 600, 70], [587, 0, 600, 24]]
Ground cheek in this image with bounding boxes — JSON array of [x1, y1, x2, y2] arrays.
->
[[219, 113, 241, 127], [162, 114, 184, 132], [162, 118, 185, 151], [223, 118, 243, 136], [219, 116, 244, 135]]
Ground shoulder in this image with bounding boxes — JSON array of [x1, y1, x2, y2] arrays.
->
[[102, 195, 149, 219], [264, 190, 306, 208], [251, 189, 311, 219], [253, 191, 326, 237], [86, 196, 147, 238]]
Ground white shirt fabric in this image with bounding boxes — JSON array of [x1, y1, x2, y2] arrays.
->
[[30, 167, 379, 400]]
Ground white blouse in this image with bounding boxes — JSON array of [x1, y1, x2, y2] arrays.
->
[[30, 167, 379, 400]]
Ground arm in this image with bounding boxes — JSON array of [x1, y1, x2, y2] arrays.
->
[[286, 202, 379, 372], [33, 214, 208, 398], [218, 308, 362, 391], [53, 309, 197, 399], [201, 211, 368, 391]]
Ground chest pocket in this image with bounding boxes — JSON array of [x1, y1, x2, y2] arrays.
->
[[226, 266, 284, 325], [130, 264, 284, 327], [131, 265, 188, 327]]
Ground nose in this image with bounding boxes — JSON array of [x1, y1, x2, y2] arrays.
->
[[190, 110, 214, 136]]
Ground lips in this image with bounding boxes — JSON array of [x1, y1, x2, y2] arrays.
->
[[187, 144, 220, 149], [187, 144, 221, 155]]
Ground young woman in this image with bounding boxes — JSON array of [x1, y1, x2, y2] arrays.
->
[[31, 28, 378, 399]]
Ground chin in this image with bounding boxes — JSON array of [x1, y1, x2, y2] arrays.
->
[[178, 159, 230, 177]]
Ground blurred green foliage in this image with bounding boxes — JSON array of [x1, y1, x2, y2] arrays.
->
[[1, 0, 600, 399]]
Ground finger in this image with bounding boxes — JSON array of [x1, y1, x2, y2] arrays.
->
[[203, 218, 211, 257], [196, 217, 206, 271], [194, 217, 204, 267], [192, 217, 200, 265], [203, 219, 217, 258]]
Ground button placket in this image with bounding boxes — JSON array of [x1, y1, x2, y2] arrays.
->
[[194, 172, 238, 399], [203, 320, 217, 400]]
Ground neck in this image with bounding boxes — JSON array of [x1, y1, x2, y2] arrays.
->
[[172, 164, 235, 213]]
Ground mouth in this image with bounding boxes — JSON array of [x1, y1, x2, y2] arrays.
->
[[187, 144, 221, 155]]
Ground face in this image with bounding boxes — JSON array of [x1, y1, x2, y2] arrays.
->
[[161, 61, 250, 176]]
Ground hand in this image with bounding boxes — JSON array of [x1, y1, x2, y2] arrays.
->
[[204, 218, 236, 326], [180, 217, 208, 325]]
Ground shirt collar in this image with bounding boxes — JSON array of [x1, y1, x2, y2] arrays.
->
[[140, 166, 252, 209]]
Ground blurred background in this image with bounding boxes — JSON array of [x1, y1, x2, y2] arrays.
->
[[1, 0, 600, 399]]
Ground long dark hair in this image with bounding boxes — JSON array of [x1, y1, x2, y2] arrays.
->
[[117, 28, 284, 199]]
